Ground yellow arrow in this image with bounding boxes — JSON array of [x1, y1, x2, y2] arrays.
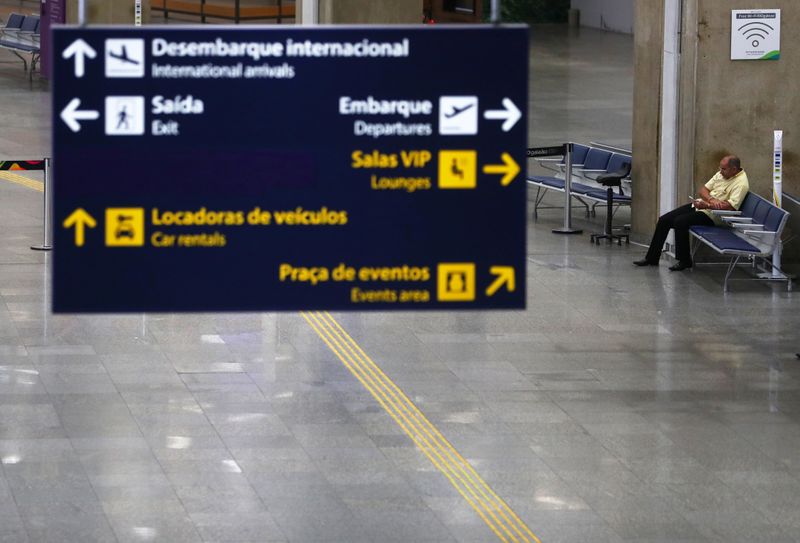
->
[[482, 153, 520, 186], [486, 266, 515, 297], [63, 208, 96, 247]]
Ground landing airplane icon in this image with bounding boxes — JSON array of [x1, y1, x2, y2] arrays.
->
[[105, 39, 145, 78], [108, 46, 140, 65]]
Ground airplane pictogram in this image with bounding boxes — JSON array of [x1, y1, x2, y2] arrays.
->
[[444, 103, 475, 119], [108, 45, 140, 65]]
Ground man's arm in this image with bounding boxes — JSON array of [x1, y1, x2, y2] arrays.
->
[[697, 186, 735, 210]]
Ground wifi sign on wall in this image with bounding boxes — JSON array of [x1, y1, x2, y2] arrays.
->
[[731, 9, 781, 60]]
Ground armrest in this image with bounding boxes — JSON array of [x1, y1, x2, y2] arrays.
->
[[743, 230, 779, 244], [733, 223, 763, 230], [722, 217, 752, 223], [711, 210, 742, 216]]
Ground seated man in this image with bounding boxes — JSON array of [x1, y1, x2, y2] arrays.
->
[[634, 155, 749, 271]]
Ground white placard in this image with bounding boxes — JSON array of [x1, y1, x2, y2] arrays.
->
[[773, 130, 782, 208], [731, 9, 780, 60]]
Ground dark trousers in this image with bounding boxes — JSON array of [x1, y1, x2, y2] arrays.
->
[[645, 203, 714, 264]]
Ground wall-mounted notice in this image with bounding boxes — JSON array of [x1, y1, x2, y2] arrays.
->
[[731, 9, 780, 60]]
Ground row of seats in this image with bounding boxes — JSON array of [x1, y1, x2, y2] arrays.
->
[[0, 13, 41, 77], [527, 143, 633, 219], [690, 192, 791, 292]]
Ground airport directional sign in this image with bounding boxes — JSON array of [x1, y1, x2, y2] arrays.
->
[[52, 25, 528, 312]]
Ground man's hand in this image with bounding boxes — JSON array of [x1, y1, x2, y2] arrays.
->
[[708, 197, 734, 211], [693, 199, 710, 209]]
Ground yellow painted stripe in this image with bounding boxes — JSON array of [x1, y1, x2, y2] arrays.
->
[[301, 310, 541, 543], [0, 171, 44, 192], [304, 311, 515, 543]]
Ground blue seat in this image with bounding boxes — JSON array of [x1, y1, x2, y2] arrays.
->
[[527, 144, 633, 220], [689, 192, 791, 291], [0, 14, 40, 76], [574, 148, 612, 176]]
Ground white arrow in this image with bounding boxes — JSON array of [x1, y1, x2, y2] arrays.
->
[[483, 98, 522, 132], [62, 39, 97, 78], [60, 98, 100, 133]]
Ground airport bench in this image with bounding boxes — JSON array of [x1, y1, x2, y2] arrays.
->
[[0, 13, 40, 77], [151, 0, 295, 23], [527, 143, 632, 219], [690, 192, 792, 292]]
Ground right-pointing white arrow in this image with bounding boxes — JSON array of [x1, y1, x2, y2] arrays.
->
[[483, 98, 522, 132], [62, 39, 97, 78], [60, 98, 100, 133]]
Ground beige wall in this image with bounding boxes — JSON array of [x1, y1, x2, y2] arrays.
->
[[317, 0, 422, 24], [66, 0, 150, 24], [634, 0, 798, 244], [630, 0, 663, 235], [685, 0, 799, 200]]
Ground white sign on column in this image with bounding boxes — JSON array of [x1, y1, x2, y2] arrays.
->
[[731, 9, 780, 60], [771, 130, 783, 278]]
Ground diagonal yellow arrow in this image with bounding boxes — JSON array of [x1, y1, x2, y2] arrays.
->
[[63, 208, 96, 247], [482, 153, 520, 186], [486, 266, 515, 297]]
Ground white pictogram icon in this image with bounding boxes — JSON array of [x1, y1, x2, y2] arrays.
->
[[105, 96, 145, 135], [105, 39, 145, 78], [439, 96, 479, 135]]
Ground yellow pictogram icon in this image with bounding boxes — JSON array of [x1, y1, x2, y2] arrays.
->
[[105, 208, 145, 247], [483, 152, 520, 186], [486, 266, 515, 297], [63, 208, 96, 247], [437, 263, 476, 302], [438, 150, 477, 189]]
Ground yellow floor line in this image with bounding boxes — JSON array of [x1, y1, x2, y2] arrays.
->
[[301, 310, 542, 543], [0, 171, 44, 192]]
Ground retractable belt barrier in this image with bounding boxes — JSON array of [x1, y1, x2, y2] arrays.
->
[[0, 158, 52, 251], [0, 159, 45, 171], [527, 143, 582, 234]]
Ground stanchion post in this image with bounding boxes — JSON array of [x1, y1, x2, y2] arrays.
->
[[552, 142, 583, 234], [491, 0, 501, 24], [31, 157, 53, 251]]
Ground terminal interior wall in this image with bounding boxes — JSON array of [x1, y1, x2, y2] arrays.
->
[[688, 0, 799, 200], [318, 0, 422, 24], [572, 0, 633, 34], [66, 0, 150, 23]]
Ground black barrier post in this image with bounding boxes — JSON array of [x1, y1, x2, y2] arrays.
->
[[552, 142, 583, 235], [31, 158, 53, 251]]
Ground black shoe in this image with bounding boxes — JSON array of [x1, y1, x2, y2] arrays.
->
[[633, 259, 657, 267], [668, 262, 692, 271]]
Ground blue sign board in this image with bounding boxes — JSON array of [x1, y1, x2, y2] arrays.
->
[[52, 26, 528, 312]]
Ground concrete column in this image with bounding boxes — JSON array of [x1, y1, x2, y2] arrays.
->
[[317, 0, 422, 24], [631, 0, 664, 235], [296, 0, 318, 25]]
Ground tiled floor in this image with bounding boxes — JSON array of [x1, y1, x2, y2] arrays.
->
[[1, 19, 800, 543]]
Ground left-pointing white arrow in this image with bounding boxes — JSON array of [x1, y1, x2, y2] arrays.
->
[[60, 98, 100, 133], [483, 97, 522, 132], [62, 39, 97, 78]]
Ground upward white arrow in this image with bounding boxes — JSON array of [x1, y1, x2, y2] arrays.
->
[[483, 98, 522, 132], [60, 98, 100, 133], [62, 39, 97, 78]]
